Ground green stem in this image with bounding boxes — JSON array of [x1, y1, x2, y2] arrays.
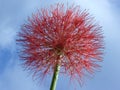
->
[[50, 64, 60, 90]]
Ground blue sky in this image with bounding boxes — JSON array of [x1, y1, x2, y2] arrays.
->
[[0, 0, 120, 90]]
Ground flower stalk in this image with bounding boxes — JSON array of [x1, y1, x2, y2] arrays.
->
[[50, 63, 60, 90]]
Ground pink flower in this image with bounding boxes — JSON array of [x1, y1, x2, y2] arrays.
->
[[17, 4, 104, 85]]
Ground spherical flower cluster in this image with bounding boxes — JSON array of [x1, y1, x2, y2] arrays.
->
[[17, 4, 104, 84]]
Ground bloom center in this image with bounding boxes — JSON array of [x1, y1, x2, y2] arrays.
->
[[54, 43, 64, 55]]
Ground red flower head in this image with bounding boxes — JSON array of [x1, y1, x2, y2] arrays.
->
[[17, 4, 104, 85]]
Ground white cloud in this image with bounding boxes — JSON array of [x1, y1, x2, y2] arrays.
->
[[0, 19, 16, 48], [0, 28, 16, 47], [0, 64, 48, 90]]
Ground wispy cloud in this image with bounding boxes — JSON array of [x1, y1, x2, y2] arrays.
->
[[0, 64, 49, 90], [0, 27, 16, 48]]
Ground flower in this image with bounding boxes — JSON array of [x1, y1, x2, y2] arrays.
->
[[17, 4, 104, 85]]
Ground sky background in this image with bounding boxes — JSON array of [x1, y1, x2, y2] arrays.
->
[[0, 0, 120, 90]]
